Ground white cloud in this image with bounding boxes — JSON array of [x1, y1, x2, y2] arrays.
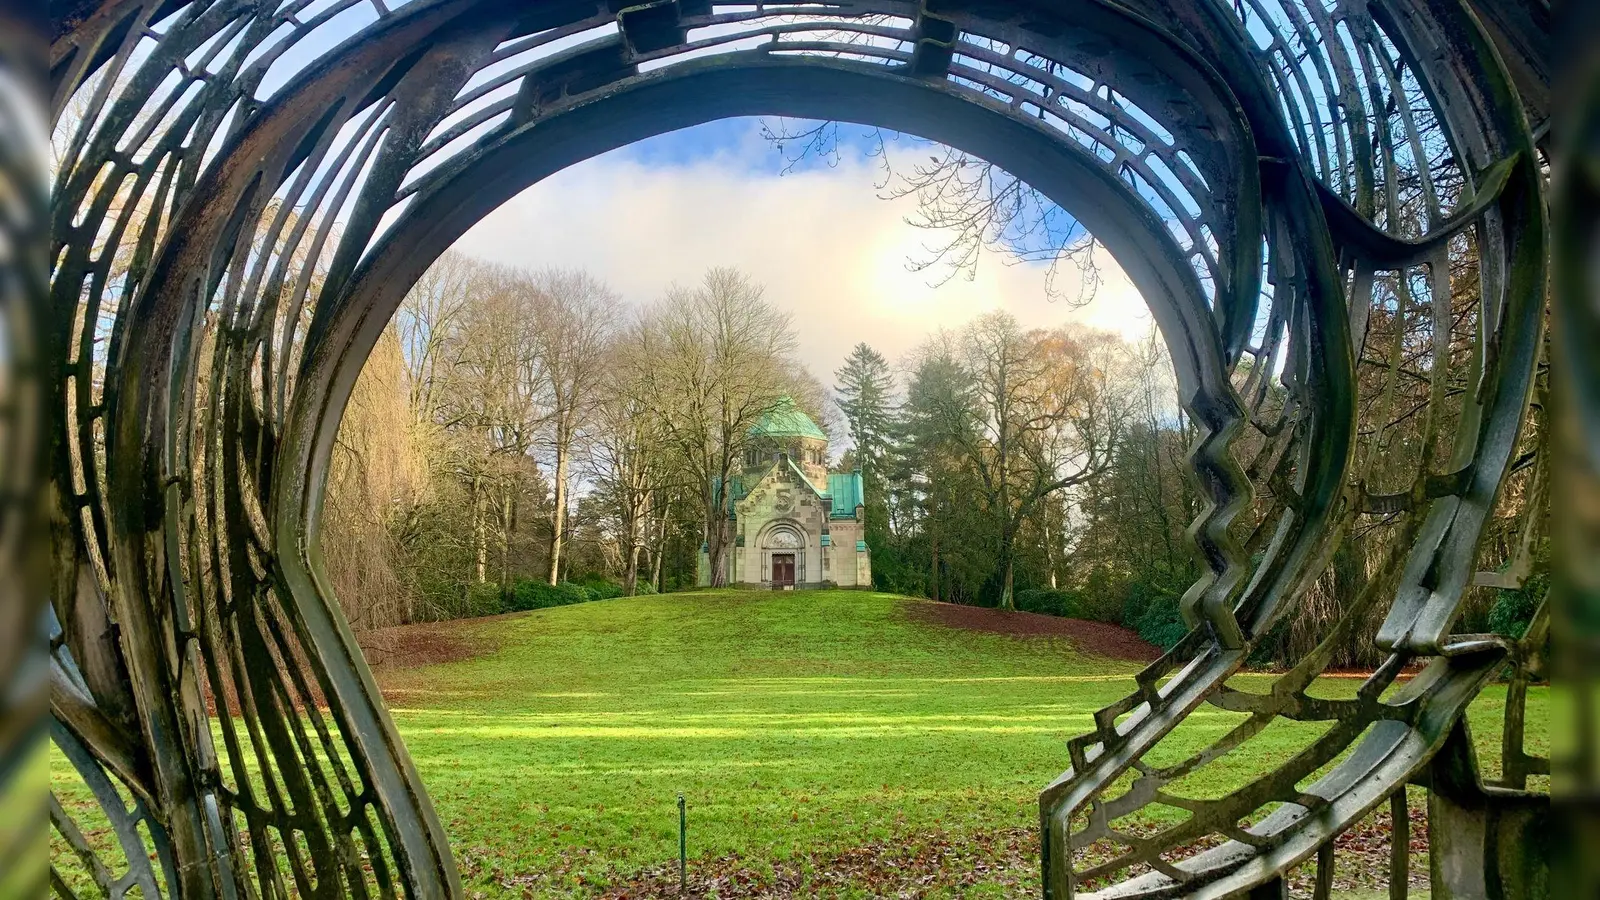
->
[[454, 145, 1156, 381]]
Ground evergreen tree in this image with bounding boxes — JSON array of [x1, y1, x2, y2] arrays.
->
[[897, 344, 993, 603], [834, 343, 899, 589], [833, 342, 897, 488]]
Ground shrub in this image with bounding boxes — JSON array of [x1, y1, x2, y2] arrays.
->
[[505, 580, 542, 611], [1489, 582, 1543, 640], [554, 582, 592, 605], [1075, 569, 1125, 624], [578, 579, 626, 601], [1014, 588, 1079, 618], [633, 581, 658, 595], [1117, 579, 1192, 650], [1132, 596, 1188, 651], [1488, 541, 1549, 642], [506, 579, 591, 612], [465, 581, 505, 617]]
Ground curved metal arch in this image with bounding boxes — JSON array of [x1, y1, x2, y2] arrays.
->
[[1031, 2, 1550, 897], [41, 0, 1552, 898], [938, 0, 1265, 364], [1365, 0, 1548, 657], [74, 7, 488, 898]]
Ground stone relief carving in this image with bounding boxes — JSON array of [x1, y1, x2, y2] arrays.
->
[[767, 528, 803, 549]]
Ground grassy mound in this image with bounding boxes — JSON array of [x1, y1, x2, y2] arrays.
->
[[50, 590, 1543, 898], [381, 590, 1150, 896]]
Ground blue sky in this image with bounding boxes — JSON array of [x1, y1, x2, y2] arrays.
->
[[615, 116, 901, 174], [610, 117, 1089, 252]]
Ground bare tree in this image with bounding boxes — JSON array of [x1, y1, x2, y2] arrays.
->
[[587, 361, 667, 595], [527, 269, 621, 585], [622, 268, 799, 587], [394, 257, 550, 590], [925, 312, 1127, 609], [394, 250, 478, 422]]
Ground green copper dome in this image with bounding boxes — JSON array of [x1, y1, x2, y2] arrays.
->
[[749, 396, 827, 441]]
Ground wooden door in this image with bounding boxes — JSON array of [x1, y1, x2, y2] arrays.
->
[[772, 554, 795, 587]]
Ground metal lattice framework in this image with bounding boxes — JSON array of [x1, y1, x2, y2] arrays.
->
[[42, 0, 1551, 896]]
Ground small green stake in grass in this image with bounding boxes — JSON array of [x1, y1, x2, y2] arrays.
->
[[678, 793, 687, 894]]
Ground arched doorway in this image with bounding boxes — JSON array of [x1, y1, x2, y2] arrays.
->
[[760, 521, 806, 589]]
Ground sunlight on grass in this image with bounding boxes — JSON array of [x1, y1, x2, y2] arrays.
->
[[51, 590, 1546, 898]]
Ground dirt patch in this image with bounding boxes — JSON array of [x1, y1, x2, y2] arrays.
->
[[359, 614, 506, 669], [904, 600, 1160, 662]]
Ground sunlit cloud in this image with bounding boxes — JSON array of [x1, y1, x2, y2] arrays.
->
[[453, 122, 1157, 381]]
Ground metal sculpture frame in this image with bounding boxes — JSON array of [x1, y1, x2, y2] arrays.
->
[[41, 0, 1551, 897]]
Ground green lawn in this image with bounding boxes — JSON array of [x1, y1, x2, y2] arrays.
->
[[51, 590, 1546, 897]]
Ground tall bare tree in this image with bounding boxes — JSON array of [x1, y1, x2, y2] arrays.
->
[[925, 313, 1127, 609], [622, 268, 799, 587], [392, 256, 551, 595], [527, 269, 621, 584], [394, 250, 477, 422], [587, 365, 667, 595]]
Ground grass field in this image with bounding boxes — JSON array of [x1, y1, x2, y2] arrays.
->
[[51, 590, 1547, 897]]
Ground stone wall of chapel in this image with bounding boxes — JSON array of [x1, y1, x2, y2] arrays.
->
[[795, 448, 830, 494], [827, 519, 863, 587], [734, 463, 828, 586], [730, 459, 872, 588]]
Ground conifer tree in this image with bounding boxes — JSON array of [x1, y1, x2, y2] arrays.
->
[[833, 343, 896, 489], [834, 343, 900, 588]]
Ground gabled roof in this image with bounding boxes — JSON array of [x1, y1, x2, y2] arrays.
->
[[749, 396, 827, 441], [782, 455, 827, 499], [719, 460, 863, 521]]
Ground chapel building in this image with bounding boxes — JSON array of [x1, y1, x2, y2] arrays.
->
[[697, 397, 872, 589]]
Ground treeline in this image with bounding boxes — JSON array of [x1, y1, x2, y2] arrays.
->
[[327, 250, 1546, 671], [322, 256, 829, 631], [835, 293, 1545, 669], [833, 320, 1202, 648]]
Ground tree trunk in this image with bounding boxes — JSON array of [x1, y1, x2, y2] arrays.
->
[[549, 429, 569, 586], [708, 520, 729, 587], [1044, 514, 1058, 590], [997, 525, 1016, 611], [473, 472, 487, 584], [625, 543, 641, 595], [620, 500, 640, 595], [671, 521, 683, 591], [652, 508, 667, 592], [703, 483, 731, 587], [930, 534, 940, 603], [500, 482, 515, 588]]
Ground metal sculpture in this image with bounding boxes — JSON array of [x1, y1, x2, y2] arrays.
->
[[43, 0, 1550, 896]]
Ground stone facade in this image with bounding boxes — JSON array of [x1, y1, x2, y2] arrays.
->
[[698, 399, 872, 589]]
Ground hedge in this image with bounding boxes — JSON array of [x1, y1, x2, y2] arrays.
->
[[1013, 588, 1080, 618], [503, 579, 629, 612]]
